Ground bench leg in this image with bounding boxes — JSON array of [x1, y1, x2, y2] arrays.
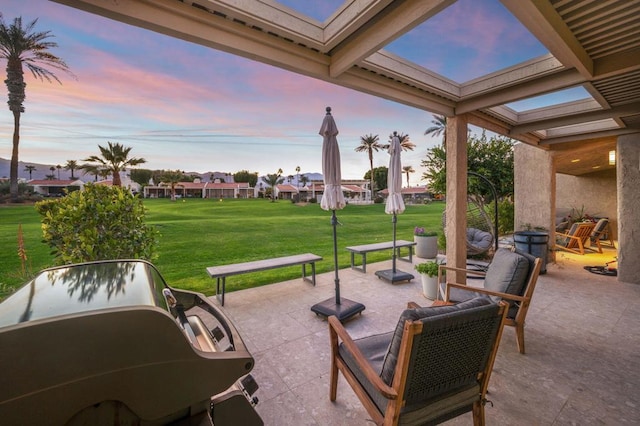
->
[[216, 277, 226, 306], [397, 246, 414, 263], [302, 262, 317, 286], [349, 252, 366, 273]]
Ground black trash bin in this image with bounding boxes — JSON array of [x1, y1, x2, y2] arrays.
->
[[514, 231, 549, 274]]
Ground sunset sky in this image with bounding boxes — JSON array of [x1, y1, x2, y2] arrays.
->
[[0, 1, 586, 185]]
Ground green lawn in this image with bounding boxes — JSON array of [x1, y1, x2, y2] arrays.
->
[[0, 198, 444, 297]]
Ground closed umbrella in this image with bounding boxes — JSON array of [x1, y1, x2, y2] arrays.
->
[[311, 107, 365, 322], [375, 131, 415, 283]]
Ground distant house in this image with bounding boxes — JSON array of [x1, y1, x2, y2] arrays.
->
[[379, 186, 432, 203], [143, 181, 253, 199], [275, 184, 298, 200], [29, 179, 84, 196]]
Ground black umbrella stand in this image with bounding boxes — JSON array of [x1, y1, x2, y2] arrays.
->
[[375, 213, 415, 283], [311, 210, 365, 322]]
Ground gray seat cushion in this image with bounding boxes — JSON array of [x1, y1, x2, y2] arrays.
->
[[483, 248, 530, 302]]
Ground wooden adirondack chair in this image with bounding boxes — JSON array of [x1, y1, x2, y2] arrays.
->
[[555, 222, 597, 255]]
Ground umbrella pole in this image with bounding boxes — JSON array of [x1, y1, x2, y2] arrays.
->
[[392, 213, 398, 273], [332, 209, 341, 304]]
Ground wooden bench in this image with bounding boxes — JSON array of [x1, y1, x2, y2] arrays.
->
[[206, 253, 322, 306], [345, 240, 416, 273]]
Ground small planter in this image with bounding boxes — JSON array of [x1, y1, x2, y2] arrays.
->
[[414, 234, 438, 259], [415, 261, 440, 300]]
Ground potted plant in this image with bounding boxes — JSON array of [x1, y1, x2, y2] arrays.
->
[[414, 226, 438, 259], [415, 260, 440, 300]]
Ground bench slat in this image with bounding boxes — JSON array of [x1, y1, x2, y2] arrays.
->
[[346, 240, 415, 253], [207, 253, 322, 278]]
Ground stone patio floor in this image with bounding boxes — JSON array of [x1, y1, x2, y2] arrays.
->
[[210, 246, 639, 425]]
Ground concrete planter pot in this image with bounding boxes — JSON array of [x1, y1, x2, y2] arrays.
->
[[420, 274, 438, 300], [414, 235, 438, 259]]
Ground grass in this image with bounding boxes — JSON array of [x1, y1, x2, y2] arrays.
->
[[0, 198, 445, 297]]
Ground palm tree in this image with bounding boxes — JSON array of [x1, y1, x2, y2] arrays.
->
[[295, 165, 301, 190], [355, 133, 383, 198], [64, 160, 78, 179], [160, 170, 185, 201], [263, 169, 284, 202], [49, 166, 55, 178], [387, 132, 416, 151], [403, 165, 415, 187], [23, 164, 36, 179], [0, 16, 73, 199], [81, 141, 146, 186], [56, 164, 61, 179], [424, 114, 447, 142]]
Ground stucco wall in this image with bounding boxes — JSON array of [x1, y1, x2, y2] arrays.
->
[[514, 143, 554, 232], [617, 134, 640, 284], [555, 169, 617, 239]]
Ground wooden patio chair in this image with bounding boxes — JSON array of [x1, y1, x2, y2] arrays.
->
[[328, 298, 508, 426], [555, 221, 597, 255], [435, 247, 542, 354], [590, 218, 616, 252]]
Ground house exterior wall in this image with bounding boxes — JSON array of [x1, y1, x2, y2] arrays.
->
[[555, 170, 617, 239]]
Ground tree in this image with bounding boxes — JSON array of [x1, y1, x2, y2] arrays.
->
[[81, 141, 146, 186], [159, 170, 186, 201], [56, 164, 61, 179], [233, 170, 258, 188], [64, 160, 78, 179], [129, 168, 153, 187], [424, 114, 447, 142], [262, 169, 284, 201], [421, 131, 515, 226], [295, 165, 301, 190], [300, 174, 309, 188], [402, 165, 415, 187], [386, 131, 416, 151], [23, 164, 35, 179], [355, 133, 383, 197], [364, 166, 388, 193], [35, 184, 158, 264], [0, 16, 73, 200]]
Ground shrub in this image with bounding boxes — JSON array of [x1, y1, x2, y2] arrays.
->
[[35, 184, 159, 265], [415, 261, 439, 277]]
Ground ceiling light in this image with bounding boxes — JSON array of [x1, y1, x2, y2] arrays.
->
[[571, 159, 580, 163], [592, 165, 601, 169], [609, 150, 616, 165]]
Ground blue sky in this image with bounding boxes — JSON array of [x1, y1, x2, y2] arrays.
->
[[0, 0, 577, 185]]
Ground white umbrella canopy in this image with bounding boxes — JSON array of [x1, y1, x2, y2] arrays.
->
[[320, 107, 346, 211], [385, 132, 405, 214]]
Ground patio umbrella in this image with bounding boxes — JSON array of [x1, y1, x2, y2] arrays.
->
[[311, 107, 365, 322], [375, 131, 415, 283]]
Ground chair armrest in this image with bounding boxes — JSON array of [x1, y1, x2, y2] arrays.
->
[[438, 264, 487, 277], [407, 301, 421, 309], [445, 282, 527, 302], [328, 316, 397, 400]]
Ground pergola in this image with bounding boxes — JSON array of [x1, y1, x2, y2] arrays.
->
[[53, 0, 640, 283]]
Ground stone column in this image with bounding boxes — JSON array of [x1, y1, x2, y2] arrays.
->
[[514, 143, 555, 263], [445, 115, 468, 283], [617, 134, 640, 284]]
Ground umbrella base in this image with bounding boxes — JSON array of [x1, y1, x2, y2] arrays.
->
[[375, 269, 415, 284], [311, 297, 365, 322]]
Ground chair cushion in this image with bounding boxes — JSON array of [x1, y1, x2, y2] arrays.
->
[[483, 248, 530, 302], [379, 297, 492, 386], [466, 228, 492, 252]]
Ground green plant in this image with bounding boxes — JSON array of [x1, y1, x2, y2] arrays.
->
[[35, 184, 159, 265], [415, 261, 439, 277]]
